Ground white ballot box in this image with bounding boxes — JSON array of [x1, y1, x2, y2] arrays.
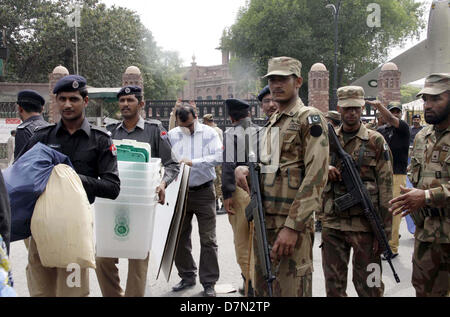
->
[[94, 159, 161, 259]]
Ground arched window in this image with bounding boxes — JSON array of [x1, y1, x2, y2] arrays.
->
[[313, 79, 316, 89], [318, 79, 322, 89]]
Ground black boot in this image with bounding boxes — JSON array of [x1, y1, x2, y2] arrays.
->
[[238, 274, 254, 297]]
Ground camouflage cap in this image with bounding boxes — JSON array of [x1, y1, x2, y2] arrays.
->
[[387, 101, 402, 112], [325, 110, 341, 122], [203, 113, 214, 122], [417, 73, 450, 97], [263, 56, 302, 78], [337, 86, 365, 108]]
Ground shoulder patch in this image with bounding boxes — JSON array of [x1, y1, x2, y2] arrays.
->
[[308, 115, 321, 125], [310, 124, 323, 137]]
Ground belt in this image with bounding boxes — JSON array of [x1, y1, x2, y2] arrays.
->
[[421, 207, 449, 218], [189, 180, 213, 191]]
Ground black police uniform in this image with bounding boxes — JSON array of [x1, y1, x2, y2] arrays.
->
[[17, 118, 120, 204], [14, 115, 50, 159]]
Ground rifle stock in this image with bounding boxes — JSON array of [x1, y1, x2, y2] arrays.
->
[[328, 123, 400, 283]]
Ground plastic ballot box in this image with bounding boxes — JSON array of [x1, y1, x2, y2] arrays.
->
[[94, 158, 162, 259]]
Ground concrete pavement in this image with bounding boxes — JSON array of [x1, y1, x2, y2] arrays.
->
[[8, 211, 416, 297]]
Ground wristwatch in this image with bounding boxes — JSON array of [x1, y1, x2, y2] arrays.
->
[[424, 189, 432, 205]]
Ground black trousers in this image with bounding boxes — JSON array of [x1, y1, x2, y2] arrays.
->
[[175, 183, 219, 286]]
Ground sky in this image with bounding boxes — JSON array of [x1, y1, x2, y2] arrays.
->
[[101, 0, 433, 75], [101, 0, 247, 67]]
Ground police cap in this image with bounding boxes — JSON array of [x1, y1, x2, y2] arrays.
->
[[257, 85, 271, 102], [17, 90, 45, 108], [53, 75, 87, 95], [117, 86, 143, 99], [225, 99, 250, 119]]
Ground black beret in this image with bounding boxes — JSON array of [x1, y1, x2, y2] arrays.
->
[[117, 86, 143, 99], [257, 85, 271, 102], [17, 90, 45, 107], [225, 99, 250, 117], [412, 114, 421, 119], [53, 75, 87, 95]]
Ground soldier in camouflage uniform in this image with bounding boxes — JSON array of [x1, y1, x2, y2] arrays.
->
[[235, 56, 329, 297], [390, 73, 450, 297], [322, 86, 393, 297]]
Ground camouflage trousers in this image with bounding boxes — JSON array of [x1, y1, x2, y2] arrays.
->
[[253, 219, 313, 297], [214, 165, 223, 203], [321, 227, 384, 297], [412, 239, 450, 297]]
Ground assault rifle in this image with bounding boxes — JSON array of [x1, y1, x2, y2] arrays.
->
[[328, 123, 400, 283], [245, 152, 276, 296]]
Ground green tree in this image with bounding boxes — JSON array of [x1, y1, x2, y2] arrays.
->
[[221, 0, 425, 98], [401, 85, 421, 104], [0, 0, 185, 99]]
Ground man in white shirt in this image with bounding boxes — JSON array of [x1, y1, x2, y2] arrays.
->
[[168, 104, 223, 297]]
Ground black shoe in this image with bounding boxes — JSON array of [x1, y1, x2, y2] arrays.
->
[[203, 285, 216, 297], [381, 253, 398, 261], [172, 279, 196, 292], [216, 206, 227, 215]]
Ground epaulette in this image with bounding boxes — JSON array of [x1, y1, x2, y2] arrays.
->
[[145, 119, 163, 126], [106, 122, 120, 132], [16, 121, 32, 130], [91, 125, 111, 136], [34, 123, 56, 132]]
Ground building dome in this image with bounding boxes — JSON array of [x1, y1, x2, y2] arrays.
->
[[52, 65, 69, 75], [381, 62, 398, 71], [310, 63, 327, 71], [125, 66, 141, 75]]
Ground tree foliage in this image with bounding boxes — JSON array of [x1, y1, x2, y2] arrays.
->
[[0, 0, 185, 99], [221, 0, 425, 97]]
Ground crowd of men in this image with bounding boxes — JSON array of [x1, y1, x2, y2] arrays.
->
[[0, 55, 448, 298]]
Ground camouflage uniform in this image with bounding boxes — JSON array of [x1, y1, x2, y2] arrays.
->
[[408, 73, 450, 297], [321, 86, 393, 297], [255, 56, 329, 297]]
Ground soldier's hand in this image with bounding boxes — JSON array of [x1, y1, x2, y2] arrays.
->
[[156, 181, 167, 205], [270, 227, 298, 261], [235, 166, 250, 194], [224, 198, 235, 215], [328, 166, 341, 182], [389, 185, 426, 216]]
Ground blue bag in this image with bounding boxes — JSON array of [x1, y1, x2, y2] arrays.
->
[[3, 143, 73, 242]]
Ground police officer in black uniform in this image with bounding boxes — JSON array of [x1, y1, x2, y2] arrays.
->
[[96, 85, 179, 297], [16, 74, 120, 297], [106, 86, 179, 203], [14, 90, 50, 159]]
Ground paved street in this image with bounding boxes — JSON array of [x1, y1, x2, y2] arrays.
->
[[9, 211, 416, 297]]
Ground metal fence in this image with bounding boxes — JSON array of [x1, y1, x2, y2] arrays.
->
[[145, 99, 263, 130]]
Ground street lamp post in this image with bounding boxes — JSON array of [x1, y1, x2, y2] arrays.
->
[[326, 0, 342, 111]]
